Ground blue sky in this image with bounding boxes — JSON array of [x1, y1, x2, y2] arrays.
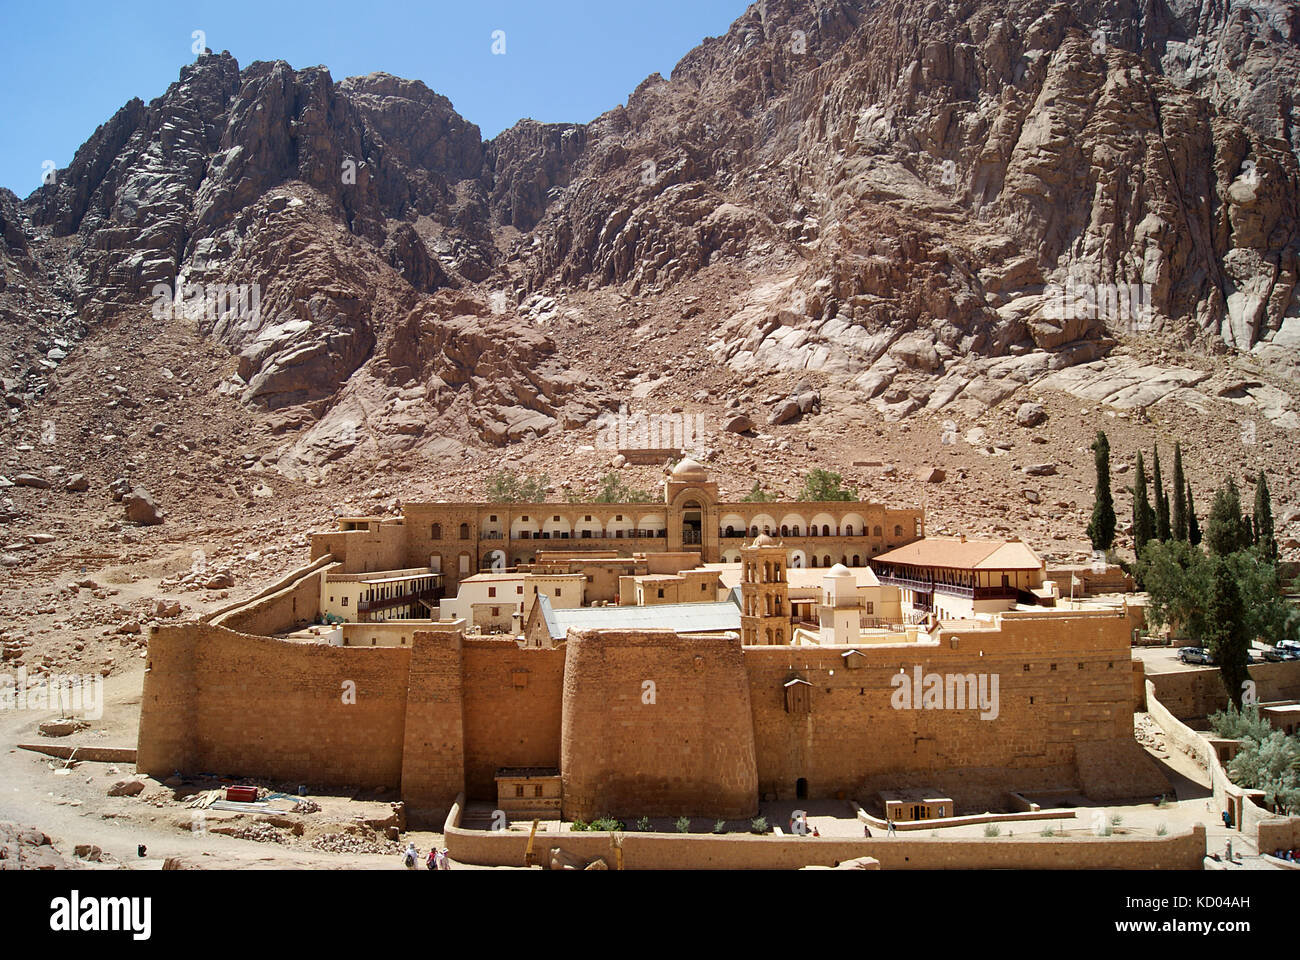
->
[[0, 0, 749, 196]]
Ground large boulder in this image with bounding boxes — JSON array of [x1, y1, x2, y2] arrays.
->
[[124, 489, 163, 525], [1015, 402, 1047, 427]]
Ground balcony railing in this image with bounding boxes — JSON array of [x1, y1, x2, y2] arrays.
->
[[357, 588, 440, 614]]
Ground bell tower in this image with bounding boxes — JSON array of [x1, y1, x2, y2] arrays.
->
[[739, 535, 790, 645]]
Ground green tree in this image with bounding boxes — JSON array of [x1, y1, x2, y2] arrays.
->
[[591, 472, 657, 504], [1205, 477, 1250, 556], [1139, 539, 1212, 640], [1171, 442, 1188, 541], [740, 481, 774, 503], [1086, 431, 1116, 551], [797, 469, 856, 502], [1223, 548, 1298, 647], [1227, 732, 1300, 814], [1255, 471, 1277, 562], [1131, 452, 1156, 557], [484, 469, 550, 503], [1205, 556, 1251, 707], [1152, 447, 1170, 542], [1187, 482, 1202, 546], [1207, 702, 1273, 743]]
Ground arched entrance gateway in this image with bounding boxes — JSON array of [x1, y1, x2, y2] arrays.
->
[[682, 500, 703, 545], [664, 458, 722, 557]]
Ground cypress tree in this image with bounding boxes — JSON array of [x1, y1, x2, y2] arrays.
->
[[1187, 482, 1202, 546], [1153, 447, 1171, 542], [1132, 452, 1156, 557], [1171, 442, 1187, 541], [1256, 470, 1277, 561], [1206, 477, 1249, 556], [1087, 431, 1116, 551], [1206, 557, 1250, 708]]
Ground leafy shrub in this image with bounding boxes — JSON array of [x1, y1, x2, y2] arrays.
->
[[750, 817, 768, 834], [983, 823, 1001, 837], [570, 819, 588, 832], [1157, 823, 1168, 836], [636, 816, 651, 832], [675, 816, 691, 833], [713, 819, 727, 834], [590, 817, 624, 832]]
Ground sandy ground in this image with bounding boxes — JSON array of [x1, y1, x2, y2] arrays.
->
[[0, 658, 480, 869]]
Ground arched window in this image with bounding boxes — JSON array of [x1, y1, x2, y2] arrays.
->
[[873, 525, 882, 537], [460, 523, 471, 540], [810, 556, 819, 568], [894, 525, 902, 537], [781, 525, 789, 537], [431, 523, 442, 540], [844, 524, 854, 537], [792, 525, 801, 536], [852, 554, 860, 566], [822, 524, 831, 537]]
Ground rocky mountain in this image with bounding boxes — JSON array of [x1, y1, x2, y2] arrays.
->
[[1, 0, 1298, 556]]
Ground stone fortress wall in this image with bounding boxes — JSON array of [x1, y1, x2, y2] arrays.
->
[[139, 607, 1165, 823]]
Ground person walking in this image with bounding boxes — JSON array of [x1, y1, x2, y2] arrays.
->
[[887, 818, 896, 836], [403, 842, 418, 869]]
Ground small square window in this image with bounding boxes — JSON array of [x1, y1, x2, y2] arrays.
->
[[488, 587, 496, 598], [515, 785, 524, 798], [534, 785, 543, 797], [1022, 663, 1029, 672]]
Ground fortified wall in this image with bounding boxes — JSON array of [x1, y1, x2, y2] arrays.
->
[[560, 630, 758, 819], [139, 607, 1164, 821]]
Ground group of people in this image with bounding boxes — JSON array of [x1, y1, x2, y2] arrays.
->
[[1272, 848, 1300, 861], [403, 842, 449, 870]]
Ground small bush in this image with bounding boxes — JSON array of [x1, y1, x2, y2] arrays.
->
[[590, 817, 624, 832], [713, 819, 727, 834], [983, 823, 1001, 837], [636, 816, 651, 832], [570, 819, 588, 832], [1110, 814, 1123, 828], [675, 816, 691, 833], [750, 816, 768, 834], [1157, 823, 1168, 836], [1156, 795, 1170, 808], [1040, 824, 1055, 837]]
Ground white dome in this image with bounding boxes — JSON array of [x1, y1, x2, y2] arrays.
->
[[671, 458, 707, 481], [827, 563, 853, 578]]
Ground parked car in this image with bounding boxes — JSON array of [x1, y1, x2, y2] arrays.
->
[[1264, 647, 1287, 662], [1178, 646, 1214, 665]]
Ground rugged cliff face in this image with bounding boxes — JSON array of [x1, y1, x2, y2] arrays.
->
[[0, 0, 1297, 518]]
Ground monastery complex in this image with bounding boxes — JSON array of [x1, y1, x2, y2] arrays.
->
[[137, 461, 1171, 828]]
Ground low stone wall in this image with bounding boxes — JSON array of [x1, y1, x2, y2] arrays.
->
[[1256, 816, 1300, 854], [850, 800, 1076, 831], [1146, 661, 1300, 722], [208, 556, 338, 635], [18, 744, 137, 763], [1145, 679, 1232, 810], [443, 794, 1205, 869]]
